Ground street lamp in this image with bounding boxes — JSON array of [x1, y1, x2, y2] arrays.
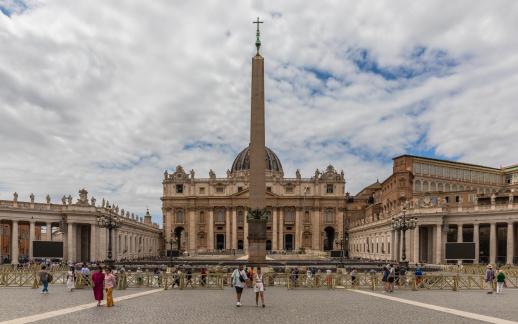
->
[[391, 204, 417, 265], [335, 221, 349, 261], [96, 210, 121, 267], [165, 231, 177, 261]]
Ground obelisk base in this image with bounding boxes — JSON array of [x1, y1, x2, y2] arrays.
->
[[247, 218, 267, 264]]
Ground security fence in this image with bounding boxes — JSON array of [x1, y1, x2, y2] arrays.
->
[[1, 270, 517, 292]]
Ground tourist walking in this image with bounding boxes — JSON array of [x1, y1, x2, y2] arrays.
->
[[104, 267, 116, 307], [39, 265, 52, 294], [92, 265, 105, 306], [484, 265, 495, 294], [415, 264, 423, 287], [382, 266, 389, 292], [231, 264, 248, 307], [496, 270, 506, 294], [253, 267, 265, 307], [387, 264, 395, 292], [350, 268, 357, 287], [66, 266, 76, 292]]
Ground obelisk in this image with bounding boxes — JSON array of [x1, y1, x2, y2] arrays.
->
[[247, 17, 267, 264]]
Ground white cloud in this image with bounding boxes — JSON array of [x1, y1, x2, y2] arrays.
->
[[1, 0, 517, 224]]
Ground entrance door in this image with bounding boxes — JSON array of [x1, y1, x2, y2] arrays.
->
[[324, 227, 335, 251], [266, 240, 272, 251], [216, 234, 225, 250], [284, 234, 293, 251], [237, 240, 244, 250]]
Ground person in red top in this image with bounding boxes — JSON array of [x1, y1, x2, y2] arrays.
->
[[91, 265, 105, 306]]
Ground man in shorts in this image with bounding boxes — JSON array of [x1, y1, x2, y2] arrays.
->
[[231, 264, 248, 307]]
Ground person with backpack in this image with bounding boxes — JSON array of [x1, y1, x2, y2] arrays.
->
[[39, 265, 52, 294], [496, 269, 506, 294], [231, 264, 248, 307]]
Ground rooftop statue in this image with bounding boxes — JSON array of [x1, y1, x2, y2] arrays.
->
[[13, 192, 18, 202], [30, 193, 34, 203], [46, 194, 51, 204]]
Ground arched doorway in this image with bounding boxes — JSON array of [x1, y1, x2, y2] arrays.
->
[[324, 227, 335, 251], [284, 234, 293, 251], [216, 234, 225, 250], [174, 227, 185, 251], [266, 240, 272, 251]]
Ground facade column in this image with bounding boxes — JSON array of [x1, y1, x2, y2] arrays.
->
[[435, 224, 442, 264], [46, 222, 52, 241], [457, 224, 463, 264], [507, 222, 514, 265], [189, 209, 196, 251], [231, 208, 237, 250], [278, 208, 284, 250], [11, 221, 19, 264], [225, 208, 231, 250], [67, 223, 75, 263], [312, 208, 320, 250], [489, 223, 496, 264], [272, 208, 278, 251], [474, 223, 480, 263], [208, 209, 214, 250], [244, 212, 249, 252], [29, 221, 35, 260], [295, 208, 301, 250], [413, 225, 420, 264]]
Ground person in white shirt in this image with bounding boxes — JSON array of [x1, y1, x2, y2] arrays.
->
[[253, 267, 265, 307], [231, 264, 248, 307]]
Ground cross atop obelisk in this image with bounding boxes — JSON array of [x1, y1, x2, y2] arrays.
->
[[253, 17, 263, 55], [247, 17, 267, 264]]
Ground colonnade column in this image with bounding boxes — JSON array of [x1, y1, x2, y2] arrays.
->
[[231, 208, 237, 250], [29, 221, 35, 260], [489, 223, 496, 264], [394, 230, 400, 262], [67, 223, 75, 263], [225, 208, 231, 250], [435, 224, 442, 264], [272, 208, 278, 251], [189, 209, 196, 251], [507, 222, 514, 265], [390, 230, 395, 261], [457, 224, 463, 264], [11, 221, 19, 264], [474, 223, 480, 263], [46, 222, 52, 241], [208, 209, 214, 250], [278, 208, 284, 250], [90, 225, 97, 262], [413, 225, 419, 264]]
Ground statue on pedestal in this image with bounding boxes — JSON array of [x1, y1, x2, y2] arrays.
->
[[67, 195, 72, 205], [91, 196, 96, 206], [13, 192, 18, 202], [29, 193, 35, 203], [46, 194, 51, 204], [62, 195, 67, 205], [296, 169, 301, 180]]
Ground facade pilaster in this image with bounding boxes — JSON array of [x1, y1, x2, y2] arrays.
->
[[295, 208, 301, 250], [225, 208, 231, 250], [244, 213, 248, 252], [231, 208, 237, 250], [208, 209, 214, 250], [278, 208, 284, 250], [390, 230, 395, 260], [46, 222, 52, 241], [189, 209, 196, 251], [272, 208, 278, 251], [312, 208, 320, 250], [67, 222, 75, 263]]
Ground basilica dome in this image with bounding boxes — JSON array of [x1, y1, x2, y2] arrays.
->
[[231, 145, 283, 174]]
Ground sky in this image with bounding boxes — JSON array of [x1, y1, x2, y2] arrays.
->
[[1, 0, 518, 226]]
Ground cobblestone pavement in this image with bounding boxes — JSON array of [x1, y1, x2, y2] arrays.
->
[[2, 286, 518, 324], [0, 287, 149, 322]]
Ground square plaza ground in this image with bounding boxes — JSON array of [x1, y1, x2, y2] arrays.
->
[[1, 286, 518, 323]]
